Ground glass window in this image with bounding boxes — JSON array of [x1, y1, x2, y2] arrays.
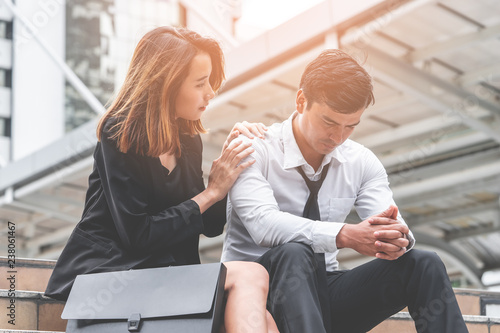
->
[[0, 21, 6, 39], [0, 69, 11, 87]]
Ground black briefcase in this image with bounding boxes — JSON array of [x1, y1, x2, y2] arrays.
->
[[61, 263, 227, 332]]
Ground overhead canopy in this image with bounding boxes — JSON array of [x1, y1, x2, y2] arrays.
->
[[1, 0, 499, 288]]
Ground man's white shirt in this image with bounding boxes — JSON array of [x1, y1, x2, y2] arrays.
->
[[221, 112, 415, 271]]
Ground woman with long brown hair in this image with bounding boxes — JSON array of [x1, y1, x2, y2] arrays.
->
[[45, 26, 278, 332]]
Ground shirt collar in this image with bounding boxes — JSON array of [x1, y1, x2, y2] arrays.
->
[[282, 111, 347, 173]]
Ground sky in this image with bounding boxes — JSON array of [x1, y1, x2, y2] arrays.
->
[[235, 0, 324, 41]]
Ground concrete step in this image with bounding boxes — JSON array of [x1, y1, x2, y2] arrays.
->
[[370, 312, 500, 333], [369, 288, 500, 332], [0, 290, 65, 332], [455, 288, 500, 316], [0, 257, 56, 293], [0, 289, 498, 333], [2, 256, 500, 332], [392, 288, 500, 317]]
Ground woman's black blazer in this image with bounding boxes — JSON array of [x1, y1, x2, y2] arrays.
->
[[45, 120, 226, 301]]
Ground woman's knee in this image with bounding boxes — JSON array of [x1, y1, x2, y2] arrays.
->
[[224, 261, 269, 292]]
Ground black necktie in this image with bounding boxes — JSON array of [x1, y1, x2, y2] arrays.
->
[[297, 165, 329, 221], [297, 164, 332, 333]]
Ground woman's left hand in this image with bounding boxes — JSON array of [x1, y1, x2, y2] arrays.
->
[[222, 121, 267, 152]]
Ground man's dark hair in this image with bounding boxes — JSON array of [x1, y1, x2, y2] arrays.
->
[[299, 49, 374, 113]]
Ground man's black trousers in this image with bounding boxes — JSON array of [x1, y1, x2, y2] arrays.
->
[[256, 243, 468, 333]]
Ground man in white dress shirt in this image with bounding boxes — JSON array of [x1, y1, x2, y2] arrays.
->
[[221, 50, 467, 333]]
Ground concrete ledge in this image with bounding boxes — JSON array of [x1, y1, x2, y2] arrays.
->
[[455, 288, 500, 298], [0, 257, 56, 292], [0, 290, 65, 331], [0, 290, 59, 301], [388, 312, 500, 324]]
